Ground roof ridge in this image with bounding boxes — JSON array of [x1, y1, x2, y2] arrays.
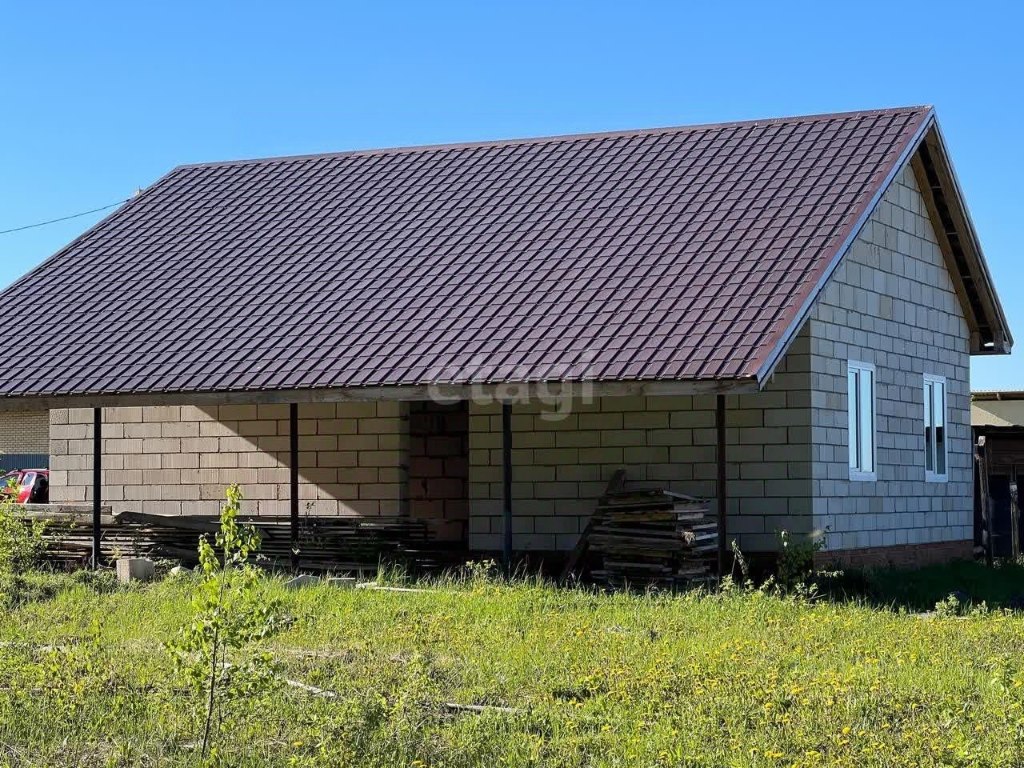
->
[[174, 105, 933, 172]]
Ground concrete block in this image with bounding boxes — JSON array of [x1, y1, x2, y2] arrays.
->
[[579, 412, 623, 431], [599, 430, 646, 447], [199, 420, 236, 438], [623, 411, 670, 429], [116, 558, 155, 583], [142, 406, 182, 423], [218, 404, 259, 421], [124, 422, 162, 439], [236, 420, 278, 437], [142, 437, 181, 454], [256, 404, 290, 421], [180, 437, 220, 453], [284, 574, 321, 589], [63, 407, 91, 424], [302, 403, 341, 419]]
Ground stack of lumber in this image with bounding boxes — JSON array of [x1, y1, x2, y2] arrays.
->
[[20, 505, 114, 569], [20, 506, 452, 572], [562, 472, 717, 589], [112, 511, 433, 572]]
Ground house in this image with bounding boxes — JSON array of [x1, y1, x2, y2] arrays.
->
[[971, 391, 1024, 558], [0, 411, 50, 472], [0, 106, 1011, 569]]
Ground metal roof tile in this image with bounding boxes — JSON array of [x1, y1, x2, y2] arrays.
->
[[0, 107, 933, 399]]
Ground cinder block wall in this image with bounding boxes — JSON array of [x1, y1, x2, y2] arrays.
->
[[467, 338, 814, 553], [808, 164, 973, 557], [49, 402, 408, 517], [0, 411, 50, 456]]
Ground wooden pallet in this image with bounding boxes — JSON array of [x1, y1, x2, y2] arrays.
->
[[561, 471, 717, 588]]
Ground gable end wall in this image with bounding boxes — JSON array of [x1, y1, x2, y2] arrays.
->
[[808, 163, 972, 556]]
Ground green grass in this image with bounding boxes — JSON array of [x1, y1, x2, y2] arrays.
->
[[1, 568, 1024, 767]]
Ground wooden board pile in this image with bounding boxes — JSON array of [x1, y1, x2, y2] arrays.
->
[[21, 506, 457, 573], [113, 511, 438, 572], [22, 506, 116, 569], [563, 472, 718, 589]]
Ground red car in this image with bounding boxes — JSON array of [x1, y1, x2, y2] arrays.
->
[[1, 468, 49, 504]]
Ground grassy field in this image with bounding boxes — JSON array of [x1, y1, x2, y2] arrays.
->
[[1, 568, 1023, 767]]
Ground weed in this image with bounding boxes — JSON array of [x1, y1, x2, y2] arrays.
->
[[463, 558, 501, 585], [776, 528, 827, 588], [730, 538, 750, 583]]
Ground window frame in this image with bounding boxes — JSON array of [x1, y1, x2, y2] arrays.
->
[[847, 360, 877, 481], [923, 373, 948, 483]]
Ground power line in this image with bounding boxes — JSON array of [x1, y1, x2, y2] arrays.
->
[[0, 199, 130, 236]]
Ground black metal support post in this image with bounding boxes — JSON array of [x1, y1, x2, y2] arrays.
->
[[976, 436, 993, 567], [290, 403, 300, 572], [92, 408, 102, 569], [1011, 481, 1021, 560], [502, 402, 513, 572], [715, 395, 728, 580]]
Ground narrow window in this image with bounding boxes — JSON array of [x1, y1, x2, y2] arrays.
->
[[924, 375, 947, 481], [847, 361, 876, 479]]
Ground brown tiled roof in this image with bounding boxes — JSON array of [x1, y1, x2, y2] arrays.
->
[[0, 107, 935, 400]]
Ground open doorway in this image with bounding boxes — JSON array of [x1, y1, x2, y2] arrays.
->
[[407, 401, 469, 545]]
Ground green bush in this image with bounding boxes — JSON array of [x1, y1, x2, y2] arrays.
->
[[0, 481, 46, 574]]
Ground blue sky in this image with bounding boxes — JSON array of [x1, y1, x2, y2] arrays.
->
[[1, 0, 1021, 388]]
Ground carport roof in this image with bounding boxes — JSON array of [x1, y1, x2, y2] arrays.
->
[[0, 106, 1010, 407]]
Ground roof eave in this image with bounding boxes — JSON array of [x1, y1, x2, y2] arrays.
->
[[912, 119, 1013, 355], [973, 391, 1024, 402], [0, 376, 762, 413]]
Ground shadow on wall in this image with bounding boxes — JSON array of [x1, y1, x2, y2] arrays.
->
[[192, 403, 408, 518], [407, 401, 469, 542]]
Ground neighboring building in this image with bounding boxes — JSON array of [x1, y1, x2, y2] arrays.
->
[[0, 411, 50, 470], [0, 106, 1012, 568], [972, 391, 1024, 558]]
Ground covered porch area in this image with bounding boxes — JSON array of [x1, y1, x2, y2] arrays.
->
[[3, 375, 782, 578]]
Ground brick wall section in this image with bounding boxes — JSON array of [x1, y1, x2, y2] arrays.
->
[[807, 164, 973, 554], [815, 540, 974, 570], [408, 401, 469, 542], [467, 338, 814, 553], [0, 411, 50, 455], [49, 402, 408, 517]]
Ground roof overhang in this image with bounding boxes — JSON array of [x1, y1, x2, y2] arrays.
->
[[0, 376, 760, 413], [910, 121, 1012, 355], [973, 391, 1024, 402]]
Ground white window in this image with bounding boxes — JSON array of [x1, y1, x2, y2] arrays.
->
[[847, 361, 876, 479], [923, 375, 948, 482]]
